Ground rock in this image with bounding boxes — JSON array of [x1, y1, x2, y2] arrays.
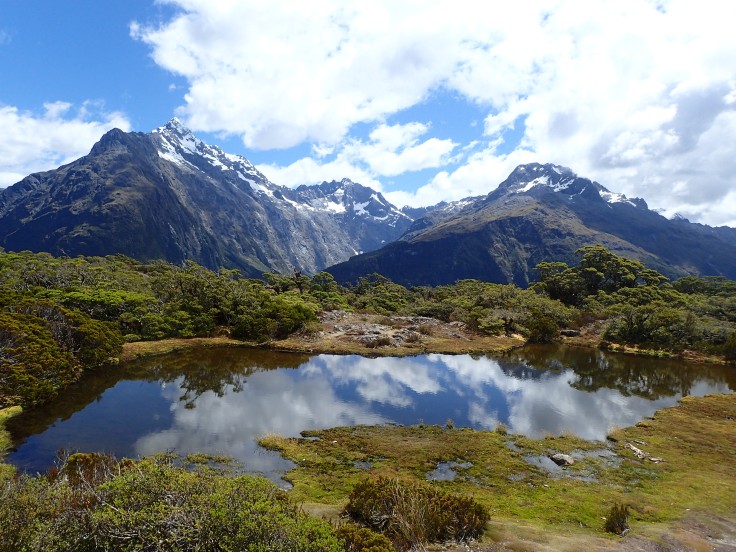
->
[[549, 453, 575, 466], [560, 329, 580, 337], [625, 442, 648, 459]]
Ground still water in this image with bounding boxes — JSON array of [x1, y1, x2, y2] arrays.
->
[[6, 346, 734, 481]]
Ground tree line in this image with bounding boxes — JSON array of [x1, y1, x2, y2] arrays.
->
[[1, 246, 734, 408]]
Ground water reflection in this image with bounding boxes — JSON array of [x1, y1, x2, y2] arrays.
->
[[6, 346, 734, 480]]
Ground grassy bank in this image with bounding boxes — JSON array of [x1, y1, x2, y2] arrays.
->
[[120, 336, 254, 362], [260, 393, 736, 546], [0, 406, 22, 478], [120, 314, 526, 362]]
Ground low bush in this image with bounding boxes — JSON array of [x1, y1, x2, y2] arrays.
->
[[335, 522, 394, 552], [725, 332, 736, 361], [0, 455, 343, 552], [604, 503, 630, 536], [417, 324, 434, 336], [345, 477, 489, 550], [365, 336, 392, 348]]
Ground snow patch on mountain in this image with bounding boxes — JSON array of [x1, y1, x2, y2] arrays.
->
[[322, 200, 347, 214], [157, 139, 197, 169], [599, 190, 638, 206], [154, 118, 266, 181]]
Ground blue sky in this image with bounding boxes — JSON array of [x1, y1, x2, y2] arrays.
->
[[1, 1, 736, 226]]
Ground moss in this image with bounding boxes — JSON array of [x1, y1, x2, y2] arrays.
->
[[262, 394, 736, 538], [0, 406, 22, 479], [183, 452, 235, 466], [0, 406, 21, 452]]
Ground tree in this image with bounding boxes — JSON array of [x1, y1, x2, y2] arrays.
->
[[725, 332, 736, 361]]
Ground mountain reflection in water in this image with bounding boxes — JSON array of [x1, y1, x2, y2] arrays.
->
[[7, 346, 734, 480]]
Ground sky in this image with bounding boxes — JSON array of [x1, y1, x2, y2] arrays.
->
[[1, 0, 736, 227]]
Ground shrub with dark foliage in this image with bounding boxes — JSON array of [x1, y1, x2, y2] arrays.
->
[[345, 477, 488, 550]]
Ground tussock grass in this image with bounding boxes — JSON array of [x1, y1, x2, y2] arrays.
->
[[262, 394, 736, 540], [0, 406, 21, 453], [120, 337, 250, 361], [346, 476, 489, 549]]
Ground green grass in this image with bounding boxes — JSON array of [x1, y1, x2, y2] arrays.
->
[[259, 394, 736, 538], [0, 406, 21, 449], [0, 406, 22, 479]]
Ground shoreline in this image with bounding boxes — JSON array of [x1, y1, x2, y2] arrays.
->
[[119, 310, 730, 366], [4, 330, 735, 550], [121, 312, 528, 362]]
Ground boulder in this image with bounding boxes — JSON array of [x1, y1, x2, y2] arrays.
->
[[549, 453, 575, 466]]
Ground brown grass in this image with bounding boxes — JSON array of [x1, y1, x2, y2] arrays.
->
[[120, 337, 252, 362], [269, 332, 523, 357]]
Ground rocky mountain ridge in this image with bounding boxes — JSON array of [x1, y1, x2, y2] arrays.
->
[[2, 124, 735, 286], [327, 163, 736, 286], [0, 119, 412, 276]]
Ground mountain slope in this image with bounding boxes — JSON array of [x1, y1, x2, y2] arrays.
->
[[0, 120, 412, 276], [327, 163, 736, 286]]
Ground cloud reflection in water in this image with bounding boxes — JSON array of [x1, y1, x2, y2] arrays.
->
[[134, 350, 732, 473], [9, 347, 732, 480]]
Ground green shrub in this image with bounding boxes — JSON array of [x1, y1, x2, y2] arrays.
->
[[524, 311, 560, 343], [604, 503, 630, 536], [725, 332, 736, 361], [232, 313, 278, 341], [335, 522, 394, 552], [345, 477, 488, 550], [0, 313, 81, 407], [0, 456, 344, 552], [477, 316, 506, 336]]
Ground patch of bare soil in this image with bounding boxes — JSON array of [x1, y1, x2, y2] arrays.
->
[[427, 513, 736, 551], [619, 514, 736, 552], [269, 311, 524, 356]]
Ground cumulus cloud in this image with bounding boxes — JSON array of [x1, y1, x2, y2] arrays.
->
[[256, 121, 457, 190], [132, 2, 468, 149], [134, 0, 736, 225], [0, 102, 130, 186]]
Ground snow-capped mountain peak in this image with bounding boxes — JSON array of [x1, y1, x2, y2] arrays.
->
[[498, 163, 644, 208], [293, 179, 412, 226], [152, 118, 274, 193]]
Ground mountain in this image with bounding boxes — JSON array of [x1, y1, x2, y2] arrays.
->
[[327, 163, 736, 286], [0, 119, 412, 276]]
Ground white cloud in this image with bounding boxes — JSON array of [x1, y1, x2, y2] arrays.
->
[[256, 121, 457, 189], [0, 102, 130, 186], [385, 145, 537, 208], [132, 0, 736, 225]]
